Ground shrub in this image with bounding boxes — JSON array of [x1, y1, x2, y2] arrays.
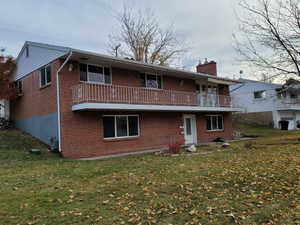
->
[[168, 137, 184, 154]]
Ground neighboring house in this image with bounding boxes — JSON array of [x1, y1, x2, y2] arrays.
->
[[10, 41, 241, 159], [231, 78, 300, 130]]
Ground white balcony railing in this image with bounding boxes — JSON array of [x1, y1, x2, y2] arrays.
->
[[280, 98, 300, 105], [71, 83, 232, 108]]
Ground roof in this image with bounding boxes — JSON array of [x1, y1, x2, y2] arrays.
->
[[19, 41, 242, 84], [238, 78, 282, 88]]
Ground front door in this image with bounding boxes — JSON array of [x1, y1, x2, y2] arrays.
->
[[183, 114, 197, 145]]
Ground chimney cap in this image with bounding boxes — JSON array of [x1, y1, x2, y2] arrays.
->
[[199, 58, 216, 66]]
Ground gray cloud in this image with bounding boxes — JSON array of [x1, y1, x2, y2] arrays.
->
[[0, 0, 248, 79]]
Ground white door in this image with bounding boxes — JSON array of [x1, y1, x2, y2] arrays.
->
[[183, 115, 197, 145], [207, 86, 218, 107]]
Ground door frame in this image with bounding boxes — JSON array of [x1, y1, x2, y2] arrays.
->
[[183, 114, 198, 145]]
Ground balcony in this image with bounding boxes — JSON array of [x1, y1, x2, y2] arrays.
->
[[277, 98, 300, 110], [71, 83, 239, 112]]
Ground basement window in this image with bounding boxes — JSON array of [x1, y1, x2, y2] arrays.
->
[[40, 65, 51, 87], [103, 115, 139, 139], [254, 90, 266, 99], [80, 63, 111, 84], [206, 115, 224, 131], [140, 73, 162, 89]]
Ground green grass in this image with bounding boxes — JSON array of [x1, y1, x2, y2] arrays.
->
[[0, 127, 300, 225], [233, 122, 294, 137]]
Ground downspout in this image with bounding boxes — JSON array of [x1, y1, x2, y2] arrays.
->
[[56, 51, 73, 153]]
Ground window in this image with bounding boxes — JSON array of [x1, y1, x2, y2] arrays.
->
[[140, 73, 162, 89], [185, 118, 192, 135], [206, 115, 223, 131], [254, 90, 266, 99], [103, 115, 139, 138], [25, 46, 29, 57], [290, 93, 297, 99], [14, 80, 23, 94], [40, 65, 51, 87], [277, 90, 287, 99], [80, 63, 111, 84]]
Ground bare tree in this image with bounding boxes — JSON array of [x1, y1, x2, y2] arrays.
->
[[234, 0, 300, 81], [108, 7, 185, 66]]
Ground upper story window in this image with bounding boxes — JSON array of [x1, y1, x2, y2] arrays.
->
[[14, 80, 23, 94], [25, 46, 29, 58], [277, 90, 287, 99], [140, 73, 162, 89], [196, 84, 218, 95], [254, 90, 266, 99], [80, 63, 111, 84], [290, 93, 297, 99], [206, 115, 224, 131], [40, 65, 51, 87]]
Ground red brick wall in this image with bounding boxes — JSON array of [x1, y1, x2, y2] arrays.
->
[[59, 110, 232, 159], [196, 61, 217, 76], [111, 67, 196, 92], [60, 111, 183, 158], [10, 60, 59, 120], [58, 60, 233, 158], [196, 112, 233, 142]]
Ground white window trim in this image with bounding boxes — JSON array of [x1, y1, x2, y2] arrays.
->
[[80, 63, 112, 85], [206, 114, 224, 131], [143, 73, 163, 90], [103, 115, 140, 139], [40, 65, 51, 88]]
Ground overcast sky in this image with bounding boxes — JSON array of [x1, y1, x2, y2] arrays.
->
[[0, 0, 248, 79]]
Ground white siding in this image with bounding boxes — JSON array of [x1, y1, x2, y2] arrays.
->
[[230, 79, 282, 113], [13, 42, 69, 81]]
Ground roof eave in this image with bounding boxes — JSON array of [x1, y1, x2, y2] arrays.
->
[[71, 49, 242, 85]]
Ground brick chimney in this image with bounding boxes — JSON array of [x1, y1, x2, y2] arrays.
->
[[196, 59, 217, 76]]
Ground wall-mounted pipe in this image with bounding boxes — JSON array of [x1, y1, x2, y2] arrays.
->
[[56, 51, 72, 152]]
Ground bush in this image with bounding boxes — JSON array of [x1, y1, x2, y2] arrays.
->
[[168, 137, 184, 154], [0, 118, 13, 130]]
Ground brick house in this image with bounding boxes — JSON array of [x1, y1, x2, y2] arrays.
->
[[11, 41, 241, 159]]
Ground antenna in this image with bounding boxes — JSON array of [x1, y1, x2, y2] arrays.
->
[[114, 44, 121, 57], [0, 48, 5, 56], [239, 70, 243, 79]]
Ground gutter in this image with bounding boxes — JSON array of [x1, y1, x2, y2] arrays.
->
[[56, 51, 73, 153], [230, 83, 245, 93], [71, 49, 242, 84]]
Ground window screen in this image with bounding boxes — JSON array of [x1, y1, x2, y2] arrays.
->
[[103, 116, 115, 138], [80, 63, 111, 84], [40, 65, 51, 87], [103, 115, 139, 138], [206, 115, 224, 131]]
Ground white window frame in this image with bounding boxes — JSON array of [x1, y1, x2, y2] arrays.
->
[[40, 65, 51, 87], [103, 115, 140, 139], [80, 63, 112, 85], [15, 80, 23, 94], [254, 90, 266, 99], [143, 73, 163, 90], [206, 114, 224, 131]]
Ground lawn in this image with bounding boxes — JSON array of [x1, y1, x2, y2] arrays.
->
[[0, 126, 299, 225]]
